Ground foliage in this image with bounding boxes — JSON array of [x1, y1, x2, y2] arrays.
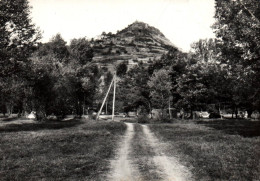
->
[[69, 37, 93, 64], [26, 34, 99, 119], [116, 64, 151, 113], [137, 115, 150, 123], [0, 0, 41, 116], [116, 61, 128, 77], [0, 0, 41, 76], [213, 0, 260, 114], [148, 69, 172, 112]]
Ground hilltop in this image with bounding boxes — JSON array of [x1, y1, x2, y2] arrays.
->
[[90, 21, 178, 69]]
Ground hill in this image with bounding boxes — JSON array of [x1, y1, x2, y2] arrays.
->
[[90, 21, 178, 69]]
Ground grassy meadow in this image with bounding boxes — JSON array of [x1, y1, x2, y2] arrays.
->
[[149, 119, 260, 181], [0, 118, 126, 180]]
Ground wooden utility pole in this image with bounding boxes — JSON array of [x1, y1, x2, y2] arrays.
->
[[112, 71, 116, 121], [105, 101, 107, 115], [96, 74, 115, 120]]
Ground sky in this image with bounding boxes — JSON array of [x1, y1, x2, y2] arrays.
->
[[29, 0, 216, 52]]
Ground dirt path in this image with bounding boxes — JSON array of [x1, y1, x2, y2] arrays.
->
[[108, 123, 140, 181], [142, 125, 192, 181], [108, 123, 192, 181]]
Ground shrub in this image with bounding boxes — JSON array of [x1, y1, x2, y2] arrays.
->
[[153, 116, 172, 123], [209, 112, 221, 118], [137, 115, 150, 123]]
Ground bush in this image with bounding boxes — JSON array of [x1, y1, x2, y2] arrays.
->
[[91, 114, 97, 120], [209, 112, 221, 118], [137, 115, 150, 123], [153, 116, 172, 123]]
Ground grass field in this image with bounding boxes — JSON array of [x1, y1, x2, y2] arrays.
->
[[0, 118, 126, 180], [149, 119, 260, 181]]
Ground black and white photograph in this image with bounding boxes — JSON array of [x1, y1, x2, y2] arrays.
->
[[0, 0, 259, 180]]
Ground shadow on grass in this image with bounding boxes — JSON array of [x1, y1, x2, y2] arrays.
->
[[197, 119, 260, 137], [1, 117, 19, 122], [0, 120, 83, 133]]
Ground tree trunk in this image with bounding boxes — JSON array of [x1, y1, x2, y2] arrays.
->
[[247, 109, 253, 118], [219, 103, 223, 119], [180, 108, 184, 120], [235, 106, 238, 119], [161, 108, 165, 120], [192, 111, 196, 119], [168, 98, 172, 119], [232, 105, 234, 118], [10, 105, 13, 116], [148, 102, 153, 119], [76, 99, 82, 117], [105, 101, 108, 115], [36, 104, 47, 121], [6, 103, 13, 117], [0, 93, 6, 116], [36, 109, 46, 121]]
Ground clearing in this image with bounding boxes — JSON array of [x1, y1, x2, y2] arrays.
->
[[0, 118, 126, 180], [1, 118, 259, 181]]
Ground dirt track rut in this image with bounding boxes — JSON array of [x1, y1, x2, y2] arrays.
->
[[108, 123, 140, 181], [108, 123, 192, 181]]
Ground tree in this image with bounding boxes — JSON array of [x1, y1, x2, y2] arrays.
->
[[69, 37, 93, 64], [31, 39, 100, 119], [104, 71, 113, 87], [190, 38, 218, 63], [213, 0, 260, 115], [46, 33, 69, 62], [116, 65, 151, 114], [0, 0, 41, 116], [116, 61, 128, 77], [0, 0, 41, 76], [148, 69, 172, 118]]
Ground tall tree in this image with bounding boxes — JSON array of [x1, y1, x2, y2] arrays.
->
[[69, 37, 93, 64], [148, 69, 172, 118], [213, 0, 260, 115], [0, 0, 41, 77], [0, 0, 41, 116], [116, 61, 128, 77], [116, 64, 151, 113]]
